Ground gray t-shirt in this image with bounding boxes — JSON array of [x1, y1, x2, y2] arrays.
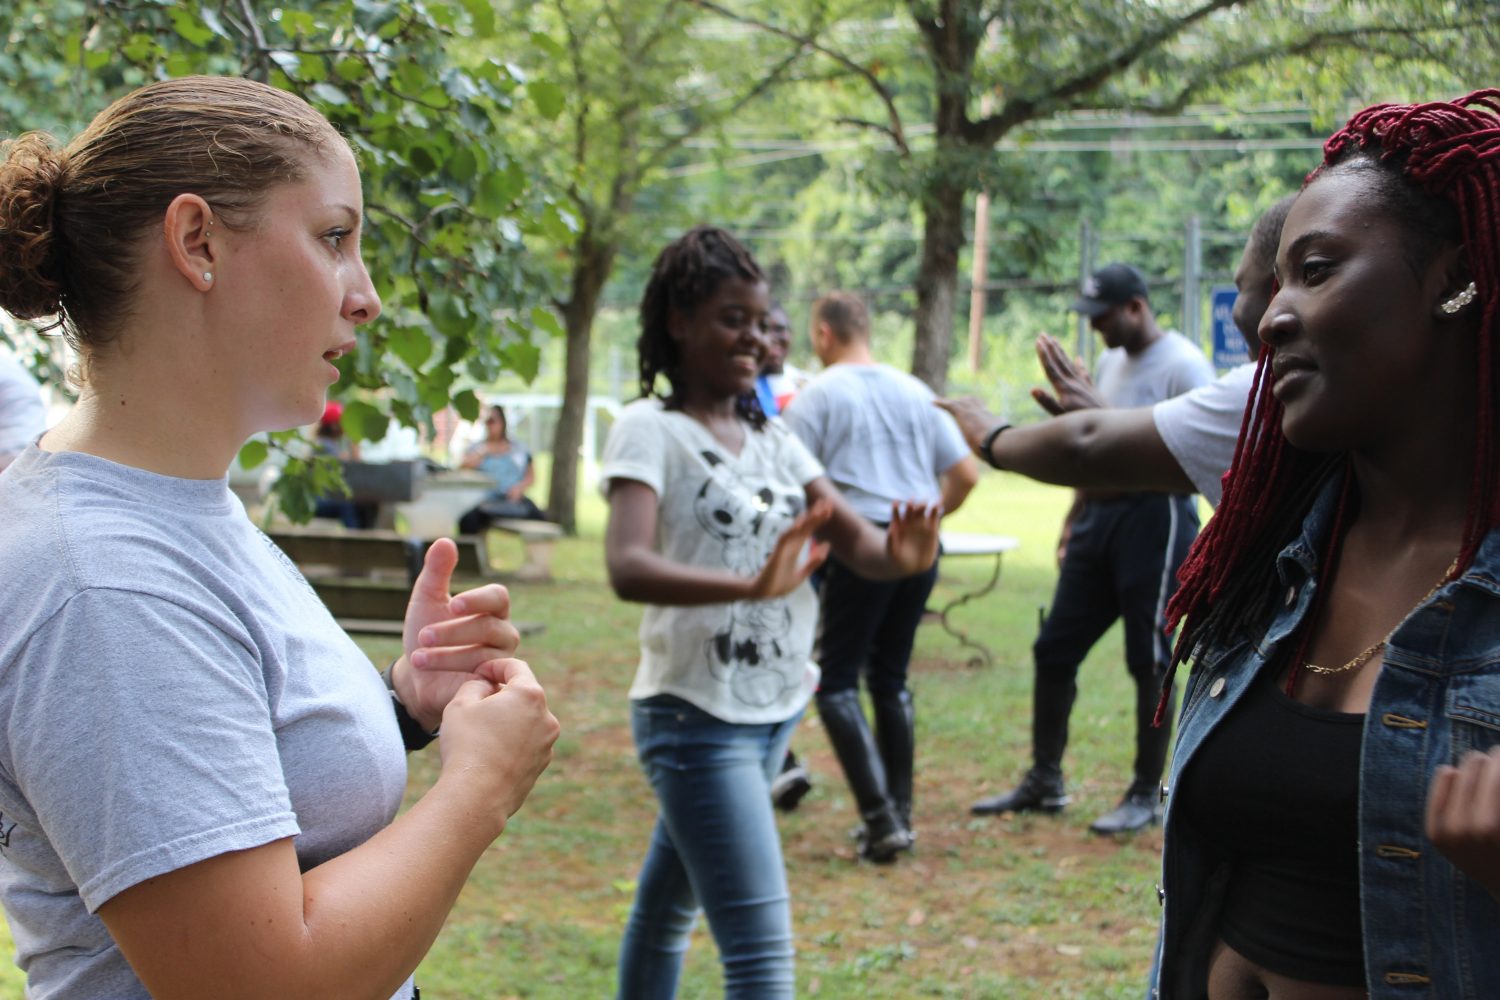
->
[[0, 446, 409, 1000], [0, 357, 47, 471], [1094, 330, 1216, 410], [781, 363, 969, 523], [1153, 362, 1256, 506]]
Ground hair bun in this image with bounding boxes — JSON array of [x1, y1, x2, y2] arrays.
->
[[0, 132, 68, 320]]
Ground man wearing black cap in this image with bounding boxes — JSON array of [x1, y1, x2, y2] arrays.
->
[[972, 262, 1213, 834]]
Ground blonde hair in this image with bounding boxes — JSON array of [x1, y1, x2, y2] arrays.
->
[[0, 75, 344, 360]]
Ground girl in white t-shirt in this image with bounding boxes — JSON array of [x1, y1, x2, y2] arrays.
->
[[602, 226, 940, 999]]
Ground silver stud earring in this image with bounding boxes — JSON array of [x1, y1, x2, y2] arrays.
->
[[1441, 281, 1477, 315], [203, 272, 213, 282]]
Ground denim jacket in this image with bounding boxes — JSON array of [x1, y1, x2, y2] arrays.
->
[[1152, 475, 1500, 999]]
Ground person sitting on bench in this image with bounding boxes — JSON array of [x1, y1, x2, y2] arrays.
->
[[459, 404, 547, 531]]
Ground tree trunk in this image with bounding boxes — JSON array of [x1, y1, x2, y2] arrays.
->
[[910, 179, 967, 394], [547, 230, 618, 534]]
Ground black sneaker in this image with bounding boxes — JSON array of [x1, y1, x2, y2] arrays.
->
[[971, 771, 1070, 815], [770, 761, 813, 812]]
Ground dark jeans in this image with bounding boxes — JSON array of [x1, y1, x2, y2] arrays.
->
[[457, 495, 546, 534], [815, 553, 940, 696], [1031, 494, 1198, 783]]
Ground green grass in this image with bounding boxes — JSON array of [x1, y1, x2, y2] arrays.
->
[[0, 473, 1170, 998]]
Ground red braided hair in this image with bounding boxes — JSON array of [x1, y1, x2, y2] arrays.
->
[[1155, 90, 1500, 723]]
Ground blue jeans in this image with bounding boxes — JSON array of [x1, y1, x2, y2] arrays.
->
[[617, 695, 802, 1000]]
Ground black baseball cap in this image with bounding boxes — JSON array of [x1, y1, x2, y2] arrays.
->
[[1071, 263, 1149, 317]]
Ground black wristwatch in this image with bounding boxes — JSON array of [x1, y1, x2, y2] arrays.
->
[[979, 422, 1012, 470], [383, 660, 440, 752]]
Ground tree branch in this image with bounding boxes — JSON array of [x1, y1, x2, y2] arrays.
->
[[1073, 19, 1482, 118], [641, 31, 811, 171], [835, 116, 907, 148], [686, 0, 911, 155], [969, 0, 1246, 145]]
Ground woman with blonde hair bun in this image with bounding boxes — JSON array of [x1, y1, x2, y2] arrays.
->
[[0, 76, 559, 999]]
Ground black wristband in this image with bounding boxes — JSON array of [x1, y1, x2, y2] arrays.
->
[[384, 660, 439, 752], [979, 422, 1012, 470]]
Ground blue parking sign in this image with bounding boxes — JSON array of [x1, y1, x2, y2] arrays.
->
[[1210, 284, 1248, 370]]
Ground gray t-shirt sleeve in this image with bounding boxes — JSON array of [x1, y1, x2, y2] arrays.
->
[[931, 408, 970, 476], [12, 589, 299, 912], [1152, 363, 1256, 507], [779, 387, 823, 458], [775, 421, 826, 487]]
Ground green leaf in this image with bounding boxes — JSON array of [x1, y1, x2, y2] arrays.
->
[[82, 47, 110, 70], [474, 163, 525, 217], [299, 53, 328, 82], [341, 399, 388, 445], [170, 8, 214, 46], [529, 31, 566, 62], [527, 80, 565, 120], [538, 200, 579, 243], [122, 33, 155, 63], [453, 389, 480, 421], [461, 0, 496, 37], [238, 439, 269, 470], [199, 7, 229, 39], [446, 145, 478, 182], [389, 325, 434, 370], [335, 56, 367, 82], [530, 305, 564, 339], [408, 143, 439, 173], [311, 82, 349, 106], [502, 339, 542, 382]]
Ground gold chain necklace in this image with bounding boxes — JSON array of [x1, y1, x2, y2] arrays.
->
[[1302, 559, 1458, 675]]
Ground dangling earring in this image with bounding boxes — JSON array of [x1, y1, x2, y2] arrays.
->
[[1441, 281, 1477, 315]]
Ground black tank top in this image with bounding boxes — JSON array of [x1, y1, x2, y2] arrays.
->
[[1179, 667, 1367, 987]]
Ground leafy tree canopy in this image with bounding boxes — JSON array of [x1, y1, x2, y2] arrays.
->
[[1, 0, 570, 519]]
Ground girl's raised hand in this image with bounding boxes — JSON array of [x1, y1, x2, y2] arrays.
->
[[885, 501, 942, 576], [748, 499, 834, 600]]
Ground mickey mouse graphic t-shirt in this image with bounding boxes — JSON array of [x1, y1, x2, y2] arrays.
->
[[601, 399, 824, 723]]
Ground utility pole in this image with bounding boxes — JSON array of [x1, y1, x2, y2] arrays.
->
[[1076, 218, 1095, 369], [966, 189, 991, 374], [1183, 215, 1202, 347]]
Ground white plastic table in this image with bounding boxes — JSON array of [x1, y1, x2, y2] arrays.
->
[[936, 532, 1020, 667]]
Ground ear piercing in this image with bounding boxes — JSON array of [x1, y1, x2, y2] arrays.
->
[[1441, 281, 1477, 315], [203, 215, 215, 285]]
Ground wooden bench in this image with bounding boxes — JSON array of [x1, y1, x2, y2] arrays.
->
[[486, 518, 565, 583], [266, 526, 544, 637]]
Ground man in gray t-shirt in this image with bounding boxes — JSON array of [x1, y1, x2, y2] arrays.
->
[[782, 291, 978, 860], [971, 264, 1212, 835]]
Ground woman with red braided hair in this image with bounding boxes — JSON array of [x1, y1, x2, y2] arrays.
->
[[1151, 91, 1500, 999]]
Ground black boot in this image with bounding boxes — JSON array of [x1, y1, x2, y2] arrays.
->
[[817, 690, 912, 862], [972, 667, 1074, 815], [970, 768, 1070, 815], [871, 689, 915, 829], [1090, 677, 1175, 834]]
